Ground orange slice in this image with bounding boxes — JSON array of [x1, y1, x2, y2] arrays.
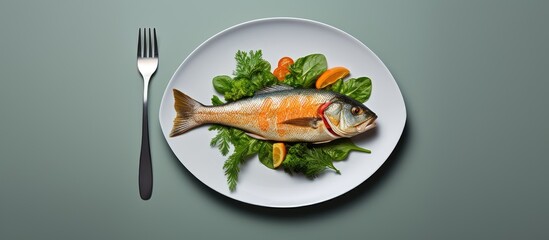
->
[[272, 143, 286, 168], [315, 66, 350, 89]]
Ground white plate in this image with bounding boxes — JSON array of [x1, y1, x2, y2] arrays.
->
[[159, 17, 406, 208]]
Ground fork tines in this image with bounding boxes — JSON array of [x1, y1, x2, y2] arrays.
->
[[137, 28, 158, 58]]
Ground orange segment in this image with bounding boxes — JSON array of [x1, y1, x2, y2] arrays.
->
[[272, 143, 286, 168], [315, 66, 350, 89]]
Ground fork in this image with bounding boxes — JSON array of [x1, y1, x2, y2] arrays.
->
[[137, 28, 158, 200]]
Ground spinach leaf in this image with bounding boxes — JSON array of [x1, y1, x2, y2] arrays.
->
[[317, 138, 371, 161], [257, 141, 274, 169], [284, 54, 327, 88], [211, 95, 224, 106], [212, 75, 233, 94], [328, 77, 372, 102]]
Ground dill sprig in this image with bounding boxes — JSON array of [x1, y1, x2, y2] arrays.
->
[[222, 138, 261, 191], [282, 143, 341, 179]]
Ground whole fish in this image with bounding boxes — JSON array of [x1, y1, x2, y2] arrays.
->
[[170, 86, 377, 143]]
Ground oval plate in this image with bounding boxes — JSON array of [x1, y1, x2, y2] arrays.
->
[[159, 18, 406, 208]]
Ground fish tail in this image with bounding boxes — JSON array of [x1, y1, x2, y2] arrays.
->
[[169, 89, 203, 137]]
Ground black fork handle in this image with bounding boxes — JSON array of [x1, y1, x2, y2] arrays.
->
[[139, 100, 152, 200]]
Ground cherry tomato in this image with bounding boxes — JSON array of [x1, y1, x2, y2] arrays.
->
[[278, 57, 294, 68], [273, 67, 290, 81]]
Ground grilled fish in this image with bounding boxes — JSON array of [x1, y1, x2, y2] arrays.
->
[[170, 86, 377, 143]]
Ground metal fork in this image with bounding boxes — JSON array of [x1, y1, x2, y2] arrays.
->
[[137, 28, 158, 200]]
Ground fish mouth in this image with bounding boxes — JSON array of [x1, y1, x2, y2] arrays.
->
[[356, 116, 377, 132]]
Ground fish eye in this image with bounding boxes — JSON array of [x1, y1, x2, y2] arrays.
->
[[351, 106, 363, 115]]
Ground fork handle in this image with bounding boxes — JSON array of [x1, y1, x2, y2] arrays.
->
[[139, 86, 153, 200]]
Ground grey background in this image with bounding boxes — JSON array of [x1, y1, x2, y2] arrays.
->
[[1, 0, 547, 239]]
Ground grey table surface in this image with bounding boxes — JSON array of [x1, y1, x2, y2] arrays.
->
[[1, 0, 548, 239]]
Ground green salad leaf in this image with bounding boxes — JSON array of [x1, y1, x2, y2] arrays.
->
[[283, 54, 327, 88], [210, 95, 224, 106], [257, 142, 274, 169], [212, 75, 232, 94], [318, 138, 371, 161], [328, 77, 372, 103]]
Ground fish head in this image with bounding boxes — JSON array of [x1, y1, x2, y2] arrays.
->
[[322, 96, 377, 138]]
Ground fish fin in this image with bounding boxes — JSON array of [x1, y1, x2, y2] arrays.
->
[[170, 89, 203, 137], [245, 132, 268, 140], [279, 117, 321, 129], [312, 139, 335, 144], [255, 84, 294, 95]]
